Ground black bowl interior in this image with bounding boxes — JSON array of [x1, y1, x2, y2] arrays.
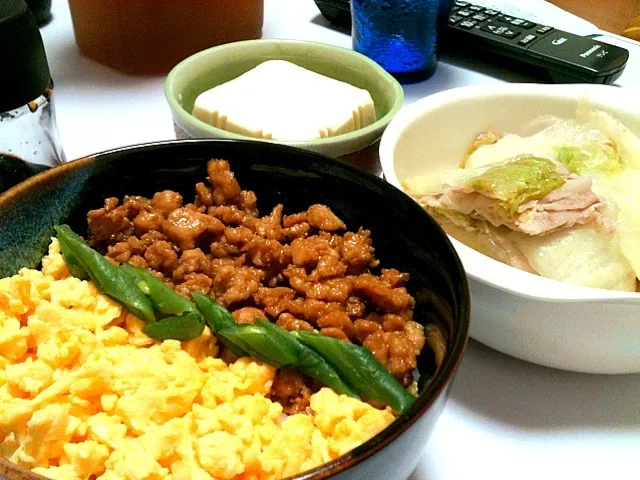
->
[[0, 139, 469, 478]]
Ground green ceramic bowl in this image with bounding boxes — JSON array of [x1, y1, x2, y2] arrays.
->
[[164, 39, 404, 173]]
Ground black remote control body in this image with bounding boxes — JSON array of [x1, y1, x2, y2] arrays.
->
[[315, 0, 352, 28], [313, 0, 630, 84], [445, 1, 628, 84]]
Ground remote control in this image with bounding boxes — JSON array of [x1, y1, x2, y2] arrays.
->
[[313, 0, 630, 84], [315, 0, 351, 28], [445, 1, 628, 84]]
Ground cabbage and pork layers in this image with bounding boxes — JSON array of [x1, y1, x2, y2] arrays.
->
[[408, 107, 640, 292]]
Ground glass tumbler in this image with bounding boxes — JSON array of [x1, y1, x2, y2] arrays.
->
[[351, 0, 440, 83], [68, 0, 264, 75]]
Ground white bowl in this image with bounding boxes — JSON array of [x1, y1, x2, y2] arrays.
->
[[380, 83, 640, 374]]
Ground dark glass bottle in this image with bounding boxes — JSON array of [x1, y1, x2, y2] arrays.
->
[[25, 0, 51, 26], [0, 0, 64, 194]]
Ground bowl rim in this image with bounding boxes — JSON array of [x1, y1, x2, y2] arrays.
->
[[164, 39, 405, 147], [0, 139, 470, 480], [379, 82, 640, 304]]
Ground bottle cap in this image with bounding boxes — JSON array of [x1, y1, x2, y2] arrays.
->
[[25, 0, 52, 26], [0, 0, 51, 112]]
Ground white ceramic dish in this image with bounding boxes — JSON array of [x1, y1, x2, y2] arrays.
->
[[380, 83, 640, 374]]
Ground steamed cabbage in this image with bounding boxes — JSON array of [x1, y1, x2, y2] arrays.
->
[[578, 106, 640, 169], [593, 170, 640, 281], [556, 144, 623, 176], [463, 155, 565, 214], [407, 106, 640, 292], [464, 115, 614, 170], [515, 226, 636, 291]]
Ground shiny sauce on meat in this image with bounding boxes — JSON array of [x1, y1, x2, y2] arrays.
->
[[86, 160, 427, 414]]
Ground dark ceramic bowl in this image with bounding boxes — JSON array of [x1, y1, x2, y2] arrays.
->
[[0, 140, 469, 480]]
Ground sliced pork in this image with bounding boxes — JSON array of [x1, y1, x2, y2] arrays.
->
[[420, 174, 604, 236]]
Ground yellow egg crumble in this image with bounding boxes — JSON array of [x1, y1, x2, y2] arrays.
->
[[0, 240, 395, 480]]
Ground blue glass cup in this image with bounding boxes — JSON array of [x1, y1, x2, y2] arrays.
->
[[351, 0, 441, 83]]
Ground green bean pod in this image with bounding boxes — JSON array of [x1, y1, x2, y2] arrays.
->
[[190, 292, 247, 357], [254, 319, 360, 399], [57, 240, 89, 280], [218, 324, 299, 368], [54, 225, 155, 323], [53, 227, 415, 411], [142, 311, 205, 341], [121, 263, 196, 316], [293, 331, 416, 414]]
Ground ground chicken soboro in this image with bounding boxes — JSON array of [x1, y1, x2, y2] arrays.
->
[[87, 159, 426, 414]]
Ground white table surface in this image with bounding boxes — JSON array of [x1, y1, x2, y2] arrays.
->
[[41, 1, 640, 479]]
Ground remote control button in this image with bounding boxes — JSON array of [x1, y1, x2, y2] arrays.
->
[[449, 15, 463, 25], [459, 20, 477, 29], [497, 14, 516, 23], [454, 1, 469, 6], [472, 13, 489, 22], [469, 5, 484, 11], [550, 36, 569, 46], [536, 26, 554, 34], [518, 34, 538, 45], [497, 14, 533, 28], [481, 23, 519, 39], [484, 9, 500, 16], [457, 9, 472, 17]]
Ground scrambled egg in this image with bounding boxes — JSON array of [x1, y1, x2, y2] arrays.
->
[[0, 240, 395, 480]]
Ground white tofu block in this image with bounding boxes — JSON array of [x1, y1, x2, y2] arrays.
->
[[192, 60, 377, 141]]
